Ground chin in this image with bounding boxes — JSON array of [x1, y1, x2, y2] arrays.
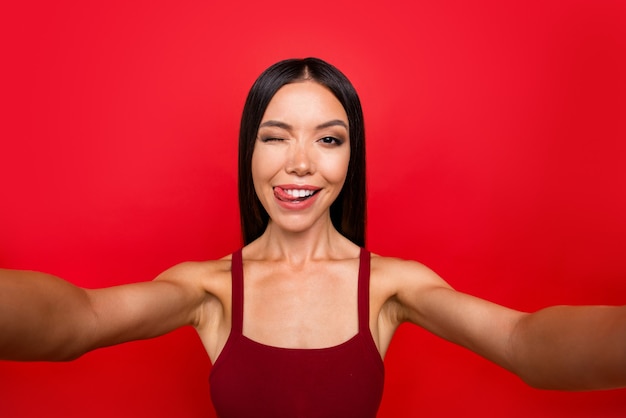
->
[[269, 215, 330, 236]]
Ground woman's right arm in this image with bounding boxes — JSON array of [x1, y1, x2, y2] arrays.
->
[[0, 263, 209, 361]]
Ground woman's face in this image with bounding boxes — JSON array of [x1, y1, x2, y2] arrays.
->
[[252, 81, 350, 235]]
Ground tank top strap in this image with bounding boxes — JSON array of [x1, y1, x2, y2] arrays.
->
[[230, 248, 244, 335], [358, 248, 371, 334]]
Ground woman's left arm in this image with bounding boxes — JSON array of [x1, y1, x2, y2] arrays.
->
[[509, 304, 626, 390], [387, 258, 626, 391]]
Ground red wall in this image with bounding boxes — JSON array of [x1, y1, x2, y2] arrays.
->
[[1, 1, 625, 416]]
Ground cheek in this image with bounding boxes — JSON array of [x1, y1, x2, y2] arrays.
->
[[251, 147, 281, 202], [250, 150, 264, 197], [251, 154, 266, 196], [251, 147, 273, 182], [319, 151, 350, 184]]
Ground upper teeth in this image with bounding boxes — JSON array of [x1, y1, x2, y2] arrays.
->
[[285, 189, 315, 198]]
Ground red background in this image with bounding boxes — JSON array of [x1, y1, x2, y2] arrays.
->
[[1, 1, 625, 417]]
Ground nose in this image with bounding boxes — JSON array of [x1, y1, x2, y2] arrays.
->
[[285, 142, 314, 176]]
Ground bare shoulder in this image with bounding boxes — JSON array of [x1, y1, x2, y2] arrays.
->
[[155, 255, 237, 359], [365, 253, 455, 352], [369, 252, 451, 294], [154, 254, 234, 298]]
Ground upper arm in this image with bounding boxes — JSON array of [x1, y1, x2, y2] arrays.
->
[[384, 258, 526, 373], [1, 261, 221, 361], [84, 261, 214, 354]]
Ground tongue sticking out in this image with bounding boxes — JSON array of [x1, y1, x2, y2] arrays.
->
[[274, 187, 315, 202]]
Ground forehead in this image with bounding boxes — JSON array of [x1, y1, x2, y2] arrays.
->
[[261, 81, 348, 126]]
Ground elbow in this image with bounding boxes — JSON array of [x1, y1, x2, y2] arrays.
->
[[35, 343, 89, 362], [516, 373, 562, 391], [506, 316, 562, 390], [510, 354, 626, 392], [53, 349, 86, 362]]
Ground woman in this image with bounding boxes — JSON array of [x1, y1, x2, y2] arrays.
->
[[1, 58, 625, 417]]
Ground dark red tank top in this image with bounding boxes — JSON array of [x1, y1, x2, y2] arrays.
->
[[209, 248, 385, 418]]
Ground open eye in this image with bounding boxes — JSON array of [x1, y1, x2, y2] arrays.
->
[[318, 136, 344, 146]]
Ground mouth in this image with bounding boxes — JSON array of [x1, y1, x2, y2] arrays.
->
[[273, 186, 320, 203]]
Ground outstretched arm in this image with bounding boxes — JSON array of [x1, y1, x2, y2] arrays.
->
[[386, 258, 626, 391], [0, 264, 207, 361], [510, 304, 626, 390]]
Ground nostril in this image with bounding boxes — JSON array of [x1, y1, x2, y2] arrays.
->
[[286, 156, 313, 175]]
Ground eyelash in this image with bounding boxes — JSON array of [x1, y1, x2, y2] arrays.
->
[[318, 136, 344, 146], [259, 137, 283, 143], [259, 136, 345, 146]]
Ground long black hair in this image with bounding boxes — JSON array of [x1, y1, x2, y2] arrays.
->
[[238, 57, 366, 247]]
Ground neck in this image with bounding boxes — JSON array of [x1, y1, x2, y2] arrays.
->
[[249, 219, 357, 266]]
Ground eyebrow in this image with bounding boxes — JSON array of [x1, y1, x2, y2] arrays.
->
[[258, 119, 348, 131]]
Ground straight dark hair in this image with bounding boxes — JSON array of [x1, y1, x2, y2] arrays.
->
[[238, 57, 366, 247]]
